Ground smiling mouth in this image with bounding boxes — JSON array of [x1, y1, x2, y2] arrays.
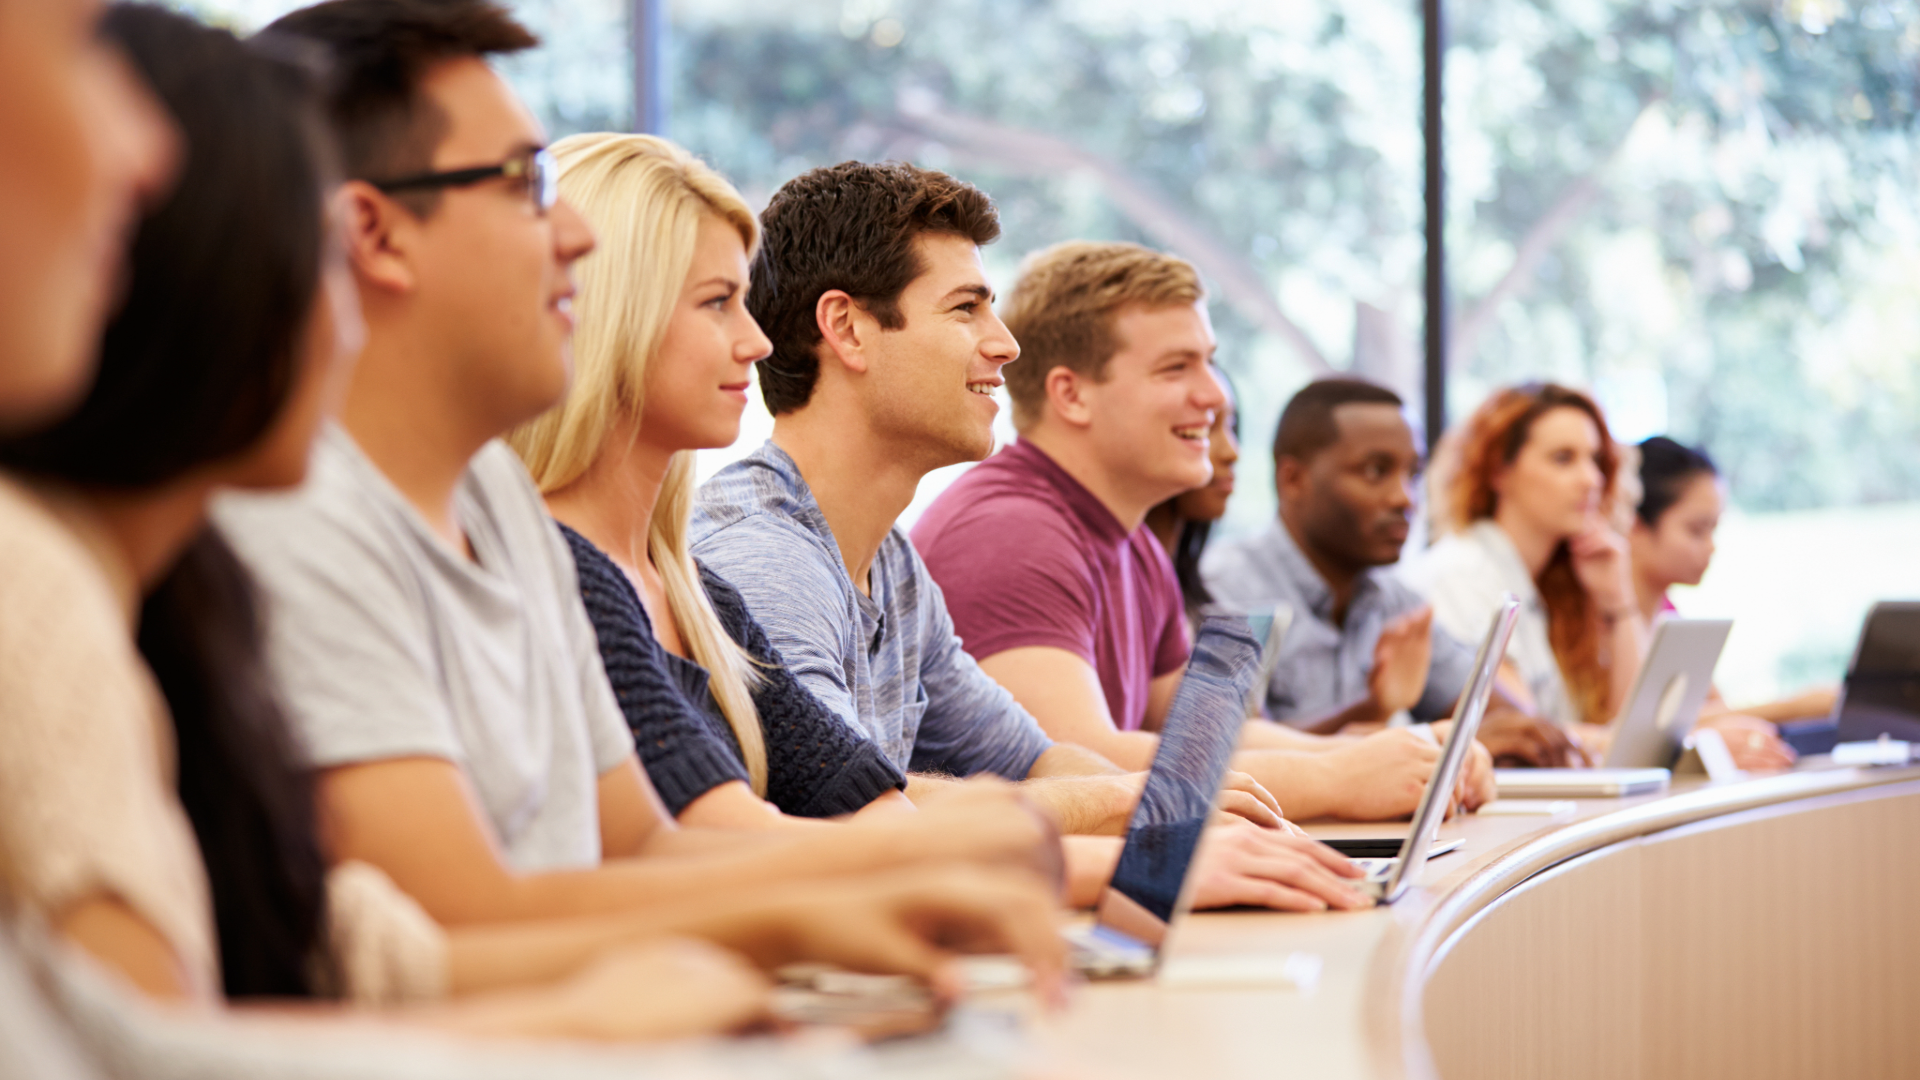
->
[[1173, 425, 1208, 442], [967, 382, 997, 397]]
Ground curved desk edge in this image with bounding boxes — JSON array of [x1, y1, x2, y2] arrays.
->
[[1384, 764, 1920, 1080]]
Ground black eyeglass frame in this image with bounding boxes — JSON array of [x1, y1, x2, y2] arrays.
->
[[371, 146, 558, 213]]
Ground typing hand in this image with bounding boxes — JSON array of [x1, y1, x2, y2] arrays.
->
[[1313, 728, 1443, 821], [1697, 713, 1796, 771], [1369, 607, 1435, 717], [1214, 768, 1285, 829], [1476, 706, 1589, 767], [529, 938, 772, 1042], [1428, 721, 1496, 813], [1186, 826, 1373, 912]]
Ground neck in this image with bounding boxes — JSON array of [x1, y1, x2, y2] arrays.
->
[[1279, 510, 1363, 625], [340, 328, 497, 553], [544, 416, 672, 574], [770, 405, 933, 592], [1490, 505, 1561, 579], [1020, 425, 1162, 533], [1633, 564, 1666, 623], [85, 479, 220, 594], [1143, 501, 1181, 554]]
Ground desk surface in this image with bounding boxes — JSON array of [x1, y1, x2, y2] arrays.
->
[[1017, 761, 1920, 1080]]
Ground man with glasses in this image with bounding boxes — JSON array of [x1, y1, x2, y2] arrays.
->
[[213, 0, 1070, 967]]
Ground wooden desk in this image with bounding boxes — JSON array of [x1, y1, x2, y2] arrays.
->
[[1022, 764, 1920, 1080]]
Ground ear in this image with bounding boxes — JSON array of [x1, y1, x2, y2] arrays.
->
[[814, 289, 871, 376], [1042, 365, 1094, 429], [337, 181, 418, 297], [1274, 454, 1308, 505]]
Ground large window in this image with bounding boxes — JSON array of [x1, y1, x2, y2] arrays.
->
[[177, 0, 1920, 700]]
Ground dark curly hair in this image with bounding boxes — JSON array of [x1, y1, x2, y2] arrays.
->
[[750, 161, 1000, 415]]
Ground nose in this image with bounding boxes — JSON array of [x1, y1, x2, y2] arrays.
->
[[550, 197, 597, 265], [1390, 471, 1416, 510], [981, 305, 1019, 369], [100, 46, 180, 210], [737, 310, 772, 366], [1217, 428, 1241, 466], [1196, 366, 1227, 413]]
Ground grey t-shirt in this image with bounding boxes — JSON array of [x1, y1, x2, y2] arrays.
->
[[689, 442, 1053, 781], [213, 425, 633, 872], [1201, 518, 1477, 726]]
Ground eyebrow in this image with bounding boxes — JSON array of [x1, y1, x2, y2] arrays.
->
[[691, 275, 741, 291], [939, 283, 994, 307]]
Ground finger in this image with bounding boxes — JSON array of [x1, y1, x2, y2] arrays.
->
[[1218, 789, 1284, 829], [1235, 829, 1367, 877], [1239, 855, 1374, 910]]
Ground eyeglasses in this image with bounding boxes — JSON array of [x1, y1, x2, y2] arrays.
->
[[372, 146, 558, 214]]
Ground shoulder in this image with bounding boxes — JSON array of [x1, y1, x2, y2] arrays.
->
[[212, 427, 411, 575], [0, 478, 131, 677], [694, 560, 755, 639]]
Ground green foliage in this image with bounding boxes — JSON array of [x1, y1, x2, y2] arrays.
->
[[669, 0, 1920, 514]]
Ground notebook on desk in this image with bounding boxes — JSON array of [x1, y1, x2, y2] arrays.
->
[[1493, 767, 1670, 798]]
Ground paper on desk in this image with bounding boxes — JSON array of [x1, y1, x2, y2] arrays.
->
[[1158, 952, 1321, 993], [1476, 799, 1576, 816]]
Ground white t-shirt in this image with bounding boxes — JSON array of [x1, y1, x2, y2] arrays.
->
[[214, 425, 634, 872], [1402, 519, 1579, 728]]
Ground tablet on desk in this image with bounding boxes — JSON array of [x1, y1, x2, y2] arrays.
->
[[1494, 768, 1670, 799]]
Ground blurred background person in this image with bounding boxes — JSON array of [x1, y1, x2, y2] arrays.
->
[[1630, 435, 1813, 769], [1143, 364, 1239, 625], [1409, 382, 1643, 754]]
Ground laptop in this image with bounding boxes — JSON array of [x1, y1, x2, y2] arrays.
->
[[1343, 594, 1521, 904], [1832, 601, 1920, 745], [1602, 618, 1732, 768], [1067, 608, 1283, 978]]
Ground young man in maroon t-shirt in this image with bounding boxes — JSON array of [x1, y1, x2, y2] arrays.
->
[[913, 241, 1493, 821]]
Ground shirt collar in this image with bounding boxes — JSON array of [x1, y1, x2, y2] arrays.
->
[[1465, 519, 1542, 601], [1265, 517, 1388, 623], [1005, 439, 1130, 544]]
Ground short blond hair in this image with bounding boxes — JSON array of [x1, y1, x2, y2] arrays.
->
[[1000, 241, 1206, 430], [507, 133, 769, 795]]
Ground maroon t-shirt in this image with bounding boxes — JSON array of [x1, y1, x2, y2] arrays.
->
[[910, 439, 1190, 732]]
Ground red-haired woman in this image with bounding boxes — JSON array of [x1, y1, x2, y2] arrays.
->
[[1407, 383, 1645, 748]]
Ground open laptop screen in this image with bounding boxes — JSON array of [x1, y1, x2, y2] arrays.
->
[[1100, 612, 1270, 939]]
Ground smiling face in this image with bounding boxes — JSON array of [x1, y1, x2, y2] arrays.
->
[[1631, 472, 1722, 590], [1283, 402, 1422, 570], [1171, 377, 1239, 523], [860, 231, 1018, 467], [641, 212, 771, 453], [404, 57, 594, 436], [0, 0, 175, 427], [1079, 301, 1225, 507], [1493, 405, 1607, 541]]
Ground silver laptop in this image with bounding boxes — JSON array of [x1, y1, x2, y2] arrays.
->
[[1067, 608, 1283, 978], [1348, 594, 1520, 904], [1603, 617, 1732, 768]]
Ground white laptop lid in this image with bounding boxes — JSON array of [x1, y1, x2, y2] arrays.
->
[[1376, 594, 1521, 903], [1092, 609, 1277, 957], [1602, 618, 1731, 769]]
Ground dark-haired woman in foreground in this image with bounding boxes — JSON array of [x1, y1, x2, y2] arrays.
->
[[1628, 436, 1822, 770]]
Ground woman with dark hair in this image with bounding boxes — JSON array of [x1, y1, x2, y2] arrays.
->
[[1629, 436, 1824, 769], [1144, 365, 1240, 622], [1407, 382, 1644, 747]]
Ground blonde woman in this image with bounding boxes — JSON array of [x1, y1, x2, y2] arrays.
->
[[510, 134, 913, 826]]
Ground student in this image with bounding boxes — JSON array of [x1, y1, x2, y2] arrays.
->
[[912, 241, 1491, 821], [1202, 378, 1585, 767], [1630, 436, 1811, 769], [1407, 382, 1645, 743], [0, 0, 173, 427], [0, 0, 174, 1073], [692, 164, 1372, 910], [208, 0, 1067, 980], [508, 133, 910, 827], [1143, 364, 1239, 622]]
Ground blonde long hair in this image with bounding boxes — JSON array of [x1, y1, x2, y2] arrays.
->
[[509, 133, 768, 794]]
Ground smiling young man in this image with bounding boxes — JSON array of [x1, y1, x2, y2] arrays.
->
[[1202, 378, 1585, 767], [692, 165, 1372, 912], [913, 242, 1494, 821]]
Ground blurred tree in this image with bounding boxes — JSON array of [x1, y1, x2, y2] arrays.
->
[[669, 0, 1920, 513]]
